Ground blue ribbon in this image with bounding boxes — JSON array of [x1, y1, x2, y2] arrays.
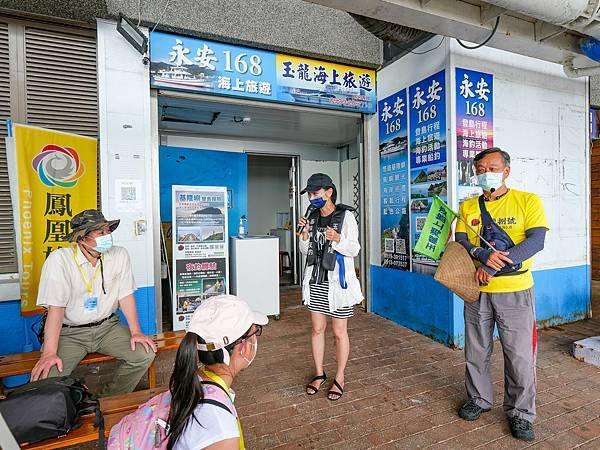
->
[[336, 252, 348, 289]]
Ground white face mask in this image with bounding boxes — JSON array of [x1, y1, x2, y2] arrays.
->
[[221, 348, 231, 366], [241, 339, 258, 366], [476, 171, 504, 192], [93, 234, 113, 253]]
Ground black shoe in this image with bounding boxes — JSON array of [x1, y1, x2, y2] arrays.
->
[[509, 417, 535, 441], [458, 399, 490, 421]]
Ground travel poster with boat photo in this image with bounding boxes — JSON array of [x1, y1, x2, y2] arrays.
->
[[378, 88, 410, 271], [408, 70, 448, 274]]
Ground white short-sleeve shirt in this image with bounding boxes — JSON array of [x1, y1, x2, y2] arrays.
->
[[174, 403, 240, 450], [36, 245, 136, 326]]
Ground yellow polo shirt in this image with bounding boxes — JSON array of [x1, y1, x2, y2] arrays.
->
[[456, 189, 548, 293]]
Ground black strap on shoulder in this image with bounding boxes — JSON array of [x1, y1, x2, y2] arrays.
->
[[477, 195, 494, 228], [477, 195, 526, 276], [477, 195, 516, 248], [200, 380, 236, 417], [334, 203, 356, 213], [201, 380, 230, 398], [198, 398, 235, 416]]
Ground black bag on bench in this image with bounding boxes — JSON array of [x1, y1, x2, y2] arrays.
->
[[0, 376, 104, 446]]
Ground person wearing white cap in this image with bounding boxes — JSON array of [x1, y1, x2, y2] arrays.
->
[[166, 294, 268, 450]]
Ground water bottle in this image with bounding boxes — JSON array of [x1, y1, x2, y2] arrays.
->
[[238, 215, 247, 237]]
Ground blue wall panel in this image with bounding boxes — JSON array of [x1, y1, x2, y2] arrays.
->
[[372, 264, 590, 349], [533, 265, 590, 326], [0, 287, 157, 357], [159, 146, 248, 238], [370, 265, 453, 345], [0, 301, 41, 355]]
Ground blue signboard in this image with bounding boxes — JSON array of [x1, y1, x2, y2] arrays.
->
[[456, 68, 494, 192], [150, 31, 277, 102], [275, 54, 376, 113], [408, 70, 447, 271], [149, 31, 376, 113], [379, 89, 410, 271]]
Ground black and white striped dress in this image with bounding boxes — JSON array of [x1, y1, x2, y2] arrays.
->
[[307, 213, 354, 319], [308, 283, 354, 318]]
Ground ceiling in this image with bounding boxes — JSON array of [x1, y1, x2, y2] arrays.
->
[[157, 93, 361, 146]]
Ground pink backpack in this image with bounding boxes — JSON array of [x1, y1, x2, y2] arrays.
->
[[107, 383, 237, 450]]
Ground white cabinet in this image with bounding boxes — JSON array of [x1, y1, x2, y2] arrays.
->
[[230, 236, 280, 317]]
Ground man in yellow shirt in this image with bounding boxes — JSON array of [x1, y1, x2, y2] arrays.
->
[[455, 148, 548, 442]]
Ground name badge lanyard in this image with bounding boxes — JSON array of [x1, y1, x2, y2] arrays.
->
[[73, 246, 104, 297], [203, 369, 245, 450]]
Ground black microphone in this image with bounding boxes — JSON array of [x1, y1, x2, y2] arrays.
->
[[297, 204, 317, 235]]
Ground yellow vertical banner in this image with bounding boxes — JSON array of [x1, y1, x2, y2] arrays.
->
[[11, 124, 98, 315]]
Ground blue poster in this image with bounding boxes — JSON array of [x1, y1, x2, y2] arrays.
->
[[379, 89, 410, 270], [275, 54, 376, 113], [150, 31, 277, 101], [408, 70, 447, 273], [456, 68, 494, 196], [149, 31, 376, 113]]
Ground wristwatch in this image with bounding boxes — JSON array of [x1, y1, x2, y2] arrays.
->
[[469, 246, 482, 258]]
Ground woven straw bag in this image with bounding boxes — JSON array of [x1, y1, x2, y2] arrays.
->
[[434, 241, 480, 303]]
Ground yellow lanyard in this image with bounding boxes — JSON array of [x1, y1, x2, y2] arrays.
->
[[202, 370, 245, 450], [72, 246, 101, 296]]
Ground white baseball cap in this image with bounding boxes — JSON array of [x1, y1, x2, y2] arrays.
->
[[187, 294, 268, 351]]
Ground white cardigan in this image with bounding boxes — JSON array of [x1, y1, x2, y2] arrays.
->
[[299, 210, 364, 313]]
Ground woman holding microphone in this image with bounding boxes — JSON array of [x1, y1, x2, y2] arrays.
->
[[297, 173, 363, 401]]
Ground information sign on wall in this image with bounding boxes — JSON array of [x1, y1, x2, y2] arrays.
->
[[172, 186, 228, 330], [455, 68, 494, 202], [150, 31, 376, 113], [378, 89, 410, 270], [408, 70, 448, 273]]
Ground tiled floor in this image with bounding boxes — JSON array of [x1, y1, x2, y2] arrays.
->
[[233, 285, 600, 449], [72, 282, 600, 449]]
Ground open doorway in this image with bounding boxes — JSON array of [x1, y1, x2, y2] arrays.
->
[[247, 154, 299, 286], [155, 92, 363, 331]]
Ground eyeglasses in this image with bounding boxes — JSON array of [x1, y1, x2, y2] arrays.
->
[[244, 325, 263, 340]]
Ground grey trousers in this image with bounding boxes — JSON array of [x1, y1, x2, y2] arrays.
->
[[47, 316, 155, 397], [464, 287, 537, 422]]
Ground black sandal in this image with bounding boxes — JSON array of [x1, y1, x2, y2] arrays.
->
[[306, 373, 327, 395], [327, 379, 344, 401]]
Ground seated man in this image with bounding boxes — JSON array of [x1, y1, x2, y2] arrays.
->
[[31, 209, 156, 396]]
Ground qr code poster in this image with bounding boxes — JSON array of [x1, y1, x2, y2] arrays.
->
[[395, 238, 406, 254], [384, 238, 395, 253], [115, 179, 143, 212], [416, 216, 427, 231]]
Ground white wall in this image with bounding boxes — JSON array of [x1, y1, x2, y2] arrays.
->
[[450, 40, 588, 271], [162, 134, 339, 161], [97, 20, 156, 290]]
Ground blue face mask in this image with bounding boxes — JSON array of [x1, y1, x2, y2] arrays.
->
[[93, 234, 113, 253], [476, 171, 504, 192], [309, 196, 327, 209]]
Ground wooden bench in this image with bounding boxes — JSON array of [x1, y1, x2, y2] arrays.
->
[[23, 387, 165, 449], [0, 330, 185, 398]]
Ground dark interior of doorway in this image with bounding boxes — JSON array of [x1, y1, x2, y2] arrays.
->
[[247, 154, 297, 287]]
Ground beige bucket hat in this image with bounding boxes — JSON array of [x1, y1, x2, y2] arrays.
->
[[434, 241, 480, 303]]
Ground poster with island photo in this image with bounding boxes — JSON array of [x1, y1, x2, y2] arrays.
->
[[172, 185, 228, 330]]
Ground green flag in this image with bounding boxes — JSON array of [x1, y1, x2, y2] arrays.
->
[[413, 196, 458, 261]]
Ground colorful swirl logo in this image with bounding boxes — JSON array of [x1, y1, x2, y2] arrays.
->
[[31, 144, 86, 188]]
